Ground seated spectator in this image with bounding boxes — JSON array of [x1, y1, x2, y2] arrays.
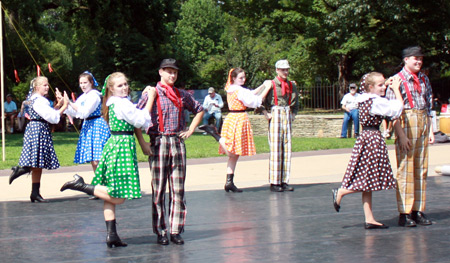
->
[[340, 83, 360, 138], [202, 87, 224, 133], [5, 94, 18, 133]]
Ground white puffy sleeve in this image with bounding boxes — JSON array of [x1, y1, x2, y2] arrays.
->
[[33, 96, 61, 124], [235, 86, 262, 108], [110, 97, 151, 129], [66, 91, 101, 119], [370, 96, 403, 119]]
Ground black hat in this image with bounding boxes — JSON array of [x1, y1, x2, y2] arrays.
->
[[402, 46, 424, 58], [159, 58, 179, 70]]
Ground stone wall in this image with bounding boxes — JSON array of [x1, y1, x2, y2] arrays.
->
[[246, 114, 444, 138], [248, 114, 346, 138]]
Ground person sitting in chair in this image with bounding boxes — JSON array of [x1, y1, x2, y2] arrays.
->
[[340, 83, 360, 138], [5, 94, 18, 133], [202, 87, 223, 133]]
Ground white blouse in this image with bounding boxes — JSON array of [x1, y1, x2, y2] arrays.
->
[[65, 90, 102, 119], [228, 84, 262, 109], [106, 96, 151, 129], [30, 94, 61, 124], [357, 93, 403, 119]]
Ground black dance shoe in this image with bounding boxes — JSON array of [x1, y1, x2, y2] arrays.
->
[[106, 220, 127, 248], [9, 166, 31, 184], [411, 211, 432, 225], [224, 174, 243, 192], [170, 234, 184, 245], [198, 124, 221, 142], [157, 233, 169, 245], [60, 174, 95, 196], [30, 194, 49, 203], [224, 182, 243, 193], [332, 188, 340, 212], [281, 183, 294, 191], [270, 184, 284, 192], [364, 223, 389, 229], [106, 234, 127, 248], [398, 214, 417, 227]]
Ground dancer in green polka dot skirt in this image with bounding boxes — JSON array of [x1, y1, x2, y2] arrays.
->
[[61, 72, 155, 248]]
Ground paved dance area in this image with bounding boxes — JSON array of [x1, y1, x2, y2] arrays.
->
[[1, 175, 449, 263]]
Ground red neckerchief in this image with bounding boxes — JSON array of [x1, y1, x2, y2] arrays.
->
[[404, 68, 422, 94], [277, 76, 292, 96], [158, 82, 182, 108], [155, 82, 183, 133], [272, 78, 293, 106]]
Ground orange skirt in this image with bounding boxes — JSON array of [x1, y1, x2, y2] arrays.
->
[[219, 112, 256, 156]]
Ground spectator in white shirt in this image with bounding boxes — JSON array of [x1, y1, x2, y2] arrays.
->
[[340, 83, 360, 138], [202, 87, 223, 132]]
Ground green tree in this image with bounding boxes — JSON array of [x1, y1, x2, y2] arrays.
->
[[175, 0, 226, 88], [222, 0, 450, 96], [2, 0, 179, 98]]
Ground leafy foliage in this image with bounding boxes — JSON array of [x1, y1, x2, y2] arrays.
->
[[1, 0, 450, 103]]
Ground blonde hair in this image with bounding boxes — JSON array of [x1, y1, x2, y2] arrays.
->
[[31, 76, 49, 93], [101, 72, 128, 122], [362, 72, 384, 93]]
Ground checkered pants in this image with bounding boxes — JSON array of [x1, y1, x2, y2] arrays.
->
[[395, 110, 429, 214], [149, 135, 187, 235], [268, 106, 292, 185]]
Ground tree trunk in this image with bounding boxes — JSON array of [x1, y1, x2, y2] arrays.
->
[[338, 54, 348, 98]]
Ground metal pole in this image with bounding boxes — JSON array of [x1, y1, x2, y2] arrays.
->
[[1, 1, 5, 161]]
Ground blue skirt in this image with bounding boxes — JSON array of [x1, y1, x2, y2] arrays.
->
[[74, 117, 110, 164], [19, 121, 59, 169]]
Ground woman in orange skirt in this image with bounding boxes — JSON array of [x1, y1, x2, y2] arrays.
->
[[201, 68, 271, 192]]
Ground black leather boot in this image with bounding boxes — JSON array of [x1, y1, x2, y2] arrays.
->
[[30, 183, 49, 203], [106, 220, 127, 248], [9, 166, 31, 184], [60, 174, 95, 195], [224, 174, 243, 192], [199, 124, 221, 142]]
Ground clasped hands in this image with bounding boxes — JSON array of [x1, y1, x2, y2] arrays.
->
[[55, 88, 69, 108]]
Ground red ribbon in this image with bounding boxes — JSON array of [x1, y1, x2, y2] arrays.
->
[[67, 114, 74, 125], [14, 69, 20, 83], [37, 65, 41, 76], [48, 63, 53, 73]]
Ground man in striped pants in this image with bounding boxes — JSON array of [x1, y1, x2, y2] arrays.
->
[[386, 46, 435, 227], [137, 59, 204, 245], [259, 60, 299, 192]]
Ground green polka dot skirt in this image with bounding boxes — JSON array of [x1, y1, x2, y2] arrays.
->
[[91, 104, 141, 199]]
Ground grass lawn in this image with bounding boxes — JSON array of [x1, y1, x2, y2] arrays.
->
[[0, 132, 394, 170]]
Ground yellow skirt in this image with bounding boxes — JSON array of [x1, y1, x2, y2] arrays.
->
[[219, 112, 256, 156]]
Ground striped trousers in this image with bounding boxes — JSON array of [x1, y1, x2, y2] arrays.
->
[[149, 135, 187, 235], [268, 106, 292, 185], [395, 109, 430, 214]]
